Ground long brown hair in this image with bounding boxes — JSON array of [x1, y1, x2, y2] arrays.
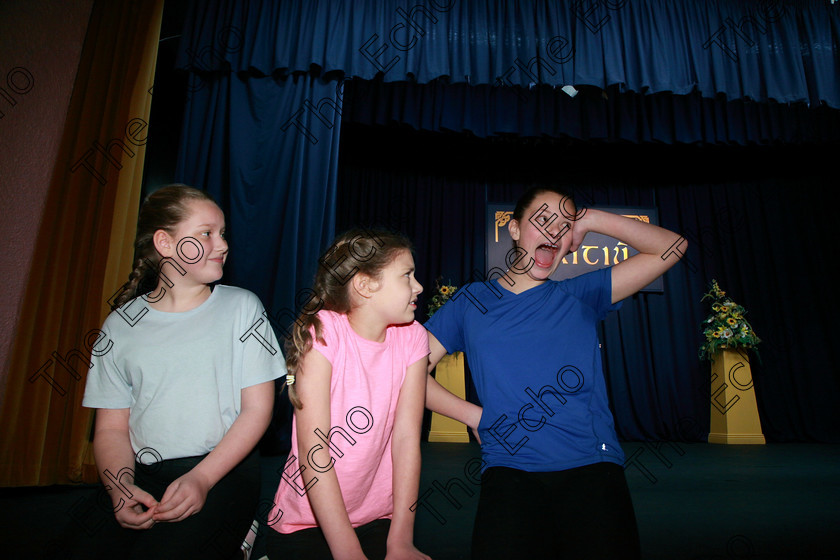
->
[[285, 228, 413, 409], [112, 184, 217, 308]]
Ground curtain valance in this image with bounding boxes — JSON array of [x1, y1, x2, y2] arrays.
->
[[341, 78, 840, 144], [177, 0, 840, 108]]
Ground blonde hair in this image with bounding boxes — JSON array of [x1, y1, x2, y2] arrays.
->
[[285, 228, 412, 409]]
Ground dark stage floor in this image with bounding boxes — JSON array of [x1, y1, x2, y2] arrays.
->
[[1, 442, 838, 559]]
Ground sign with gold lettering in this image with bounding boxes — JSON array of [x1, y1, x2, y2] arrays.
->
[[487, 203, 664, 292]]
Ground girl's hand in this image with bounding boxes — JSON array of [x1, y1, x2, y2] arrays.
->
[[568, 207, 596, 254], [112, 483, 159, 530], [385, 542, 432, 560], [153, 470, 212, 523]]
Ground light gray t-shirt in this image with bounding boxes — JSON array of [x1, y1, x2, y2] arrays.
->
[[83, 285, 286, 462]]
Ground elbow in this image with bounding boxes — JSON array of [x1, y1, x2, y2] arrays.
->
[[661, 234, 688, 263]]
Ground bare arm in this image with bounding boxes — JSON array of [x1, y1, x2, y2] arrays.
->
[[93, 409, 159, 529], [295, 349, 366, 560], [153, 380, 275, 522], [570, 209, 687, 304], [386, 357, 431, 559], [424, 332, 482, 430]]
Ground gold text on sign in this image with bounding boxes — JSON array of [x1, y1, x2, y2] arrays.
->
[[562, 242, 629, 266]]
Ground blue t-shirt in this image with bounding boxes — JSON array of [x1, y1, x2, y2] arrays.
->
[[425, 267, 624, 472]]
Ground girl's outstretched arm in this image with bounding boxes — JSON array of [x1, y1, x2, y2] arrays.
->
[[570, 208, 687, 304], [93, 408, 159, 529], [424, 333, 482, 430], [388, 356, 432, 560], [153, 379, 274, 522], [295, 348, 367, 560]]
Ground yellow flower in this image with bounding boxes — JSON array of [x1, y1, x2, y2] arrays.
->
[[727, 318, 737, 326], [439, 285, 450, 295]]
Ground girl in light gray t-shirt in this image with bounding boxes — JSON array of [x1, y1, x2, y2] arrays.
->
[[82, 185, 285, 559]]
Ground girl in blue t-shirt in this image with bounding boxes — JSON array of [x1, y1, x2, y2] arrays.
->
[[424, 186, 687, 559]]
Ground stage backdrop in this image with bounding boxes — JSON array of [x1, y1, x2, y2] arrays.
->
[[170, 0, 840, 447]]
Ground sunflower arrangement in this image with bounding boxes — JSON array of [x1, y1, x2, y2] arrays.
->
[[699, 280, 761, 361], [427, 279, 458, 318]]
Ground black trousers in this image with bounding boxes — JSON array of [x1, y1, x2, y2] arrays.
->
[[61, 448, 261, 560], [265, 518, 391, 560], [471, 462, 641, 560]]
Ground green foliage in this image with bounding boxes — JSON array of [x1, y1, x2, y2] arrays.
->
[[427, 279, 457, 318], [699, 280, 761, 361]]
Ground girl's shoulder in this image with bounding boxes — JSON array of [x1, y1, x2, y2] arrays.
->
[[384, 320, 429, 362], [313, 308, 342, 327], [553, 267, 618, 315], [309, 309, 346, 344], [386, 319, 428, 347], [209, 285, 272, 315], [211, 284, 260, 304], [552, 267, 610, 291]]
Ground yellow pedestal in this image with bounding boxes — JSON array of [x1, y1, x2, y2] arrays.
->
[[708, 348, 765, 444], [428, 352, 470, 443]]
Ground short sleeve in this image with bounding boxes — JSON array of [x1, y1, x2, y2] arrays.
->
[[239, 291, 287, 388], [310, 310, 338, 364], [82, 318, 132, 409], [405, 321, 431, 366], [423, 284, 471, 354], [561, 268, 621, 320]]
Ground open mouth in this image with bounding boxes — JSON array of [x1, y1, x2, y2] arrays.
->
[[535, 243, 558, 268]]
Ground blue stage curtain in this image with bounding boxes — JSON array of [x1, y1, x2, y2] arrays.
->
[[175, 71, 340, 320], [176, 0, 840, 107], [173, 0, 840, 324], [341, 78, 840, 144]]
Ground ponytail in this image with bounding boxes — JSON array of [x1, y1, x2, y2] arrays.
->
[[285, 282, 328, 409], [112, 257, 157, 309]]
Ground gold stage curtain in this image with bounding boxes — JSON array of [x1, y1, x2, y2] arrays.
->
[[0, 0, 164, 486]]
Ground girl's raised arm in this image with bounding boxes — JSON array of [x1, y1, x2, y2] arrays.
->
[[388, 356, 431, 560], [295, 348, 367, 560], [570, 209, 687, 304]]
